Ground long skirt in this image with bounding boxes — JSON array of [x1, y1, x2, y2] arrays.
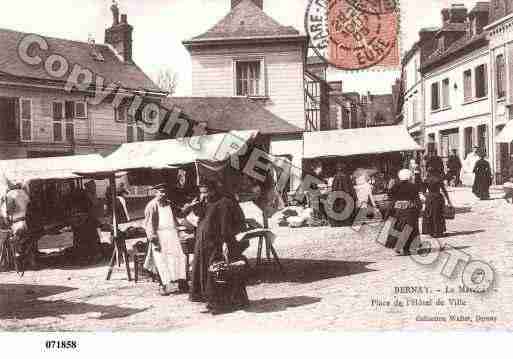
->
[[422, 192, 446, 237], [473, 175, 491, 200], [144, 228, 187, 285], [207, 257, 250, 312], [385, 207, 420, 254], [190, 236, 218, 302]]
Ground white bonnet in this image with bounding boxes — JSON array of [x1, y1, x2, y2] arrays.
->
[[398, 169, 412, 181]]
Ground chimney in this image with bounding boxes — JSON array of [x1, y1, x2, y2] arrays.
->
[[231, 0, 263, 9], [418, 27, 439, 60], [329, 81, 343, 93], [449, 4, 468, 23], [441, 8, 450, 23], [469, 2, 490, 35], [105, 2, 133, 63]]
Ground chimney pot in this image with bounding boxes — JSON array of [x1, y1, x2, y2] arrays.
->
[[449, 4, 468, 23], [105, 6, 133, 63], [231, 0, 263, 9], [111, 1, 120, 25], [441, 8, 450, 23]]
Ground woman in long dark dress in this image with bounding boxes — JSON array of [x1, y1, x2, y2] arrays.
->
[[386, 169, 421, 255], [189, 180, 248, 314], [422, 167, 453, 238], [473, 151, 492, 200]]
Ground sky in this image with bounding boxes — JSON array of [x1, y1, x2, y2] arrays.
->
[[0, 0, 482, 96]]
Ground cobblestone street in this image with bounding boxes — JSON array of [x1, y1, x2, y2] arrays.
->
[[1, 186, 512, 332]]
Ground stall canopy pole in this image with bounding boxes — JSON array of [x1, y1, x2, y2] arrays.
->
[[105, 174, 132, 281]]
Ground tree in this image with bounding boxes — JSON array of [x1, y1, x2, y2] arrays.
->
[[154, 68, 178, 95]]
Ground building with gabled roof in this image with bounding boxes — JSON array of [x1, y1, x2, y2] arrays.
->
[[180, 0, 308, 189], [0, 3, 167, 160]]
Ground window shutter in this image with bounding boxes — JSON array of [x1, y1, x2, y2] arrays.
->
[[53, 122, 62, 142], [53, 102, 63, 120], [137, 126, 145, 142], [483, 64, 488, 97], [463, 71, 472, 101], [127, 125, 134, 143], [65, 123, 74, 142], [65, 101, 75, 119]]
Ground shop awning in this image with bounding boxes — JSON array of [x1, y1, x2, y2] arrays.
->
[[303, 125, 423, 159], [75, 130, 259, 177], [495, 121, 513, 143], [0, 154, 104, 182]]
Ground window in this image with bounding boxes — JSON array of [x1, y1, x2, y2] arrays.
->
[[115, 106, 127, 123], [20, 98, 32, 141], [75, 102, 87, 118], [431, 82, 440, 111], [442, 78, 450, 108], [235, 60, 262, 96], [412, 99, 418, 124], [497, 54, 506, 98], [65, 101, 75, 119], [478, 124, 488, 153], [127, 116, 144, 143], [52, 101, 74, 142], [475, 64, 488, 99], [463, 70, 472, 102]]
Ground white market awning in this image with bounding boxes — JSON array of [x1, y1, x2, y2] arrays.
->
[[303, 125, 423, 159], [495, 121, 513, 143], [75, 130, 259, 177], [0, 154, 104, 182]]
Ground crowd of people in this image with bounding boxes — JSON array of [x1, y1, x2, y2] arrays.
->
[[1, 144, 502, 314]]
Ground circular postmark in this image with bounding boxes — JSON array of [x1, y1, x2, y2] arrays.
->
[[305, 0, 400, 71]]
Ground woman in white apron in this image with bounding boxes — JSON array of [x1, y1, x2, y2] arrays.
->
[[143, 184, 187, 296]]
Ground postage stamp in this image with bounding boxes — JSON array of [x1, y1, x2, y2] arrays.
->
[[306, 0, 400, 70]]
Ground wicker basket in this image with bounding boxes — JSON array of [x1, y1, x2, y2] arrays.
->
[[209, 260, 248, 284], [179, 233, 196, 255]]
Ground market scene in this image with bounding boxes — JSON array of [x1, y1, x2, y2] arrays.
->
[[1, 0, 513, 331]]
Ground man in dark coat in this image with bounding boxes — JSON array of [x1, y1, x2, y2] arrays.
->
[[473, 150, 492, 200], [426, 150, 445, 179], [329, 162, 356, 227], [447, 149, 462, 186]]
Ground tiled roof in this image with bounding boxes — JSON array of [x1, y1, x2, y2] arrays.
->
[[163, 97, 302, 135], [184, 0, 304, 44], [0, 28, 163, 93], [435, 22, 468, 35], [422, 32, 488, 71]]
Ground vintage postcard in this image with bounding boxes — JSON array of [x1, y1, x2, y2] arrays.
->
[[1, 0, 513, 345]]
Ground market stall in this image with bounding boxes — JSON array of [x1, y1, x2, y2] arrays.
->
[[74, 130, 282, 281], [302, 125, 423, 218], [0, 154, 106, 272]]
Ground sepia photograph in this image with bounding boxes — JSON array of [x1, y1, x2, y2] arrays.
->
[[0, 0, 513, 352]]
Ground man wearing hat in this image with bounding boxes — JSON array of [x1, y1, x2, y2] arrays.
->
[[143, 183, 188, 295]]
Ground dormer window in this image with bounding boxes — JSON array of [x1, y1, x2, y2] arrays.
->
[[234, 59, 265, 97]]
